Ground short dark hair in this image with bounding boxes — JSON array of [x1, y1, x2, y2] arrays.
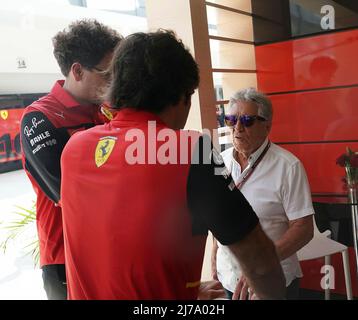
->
[[53, 19, 122, 76], [108, 30, 199, 113]]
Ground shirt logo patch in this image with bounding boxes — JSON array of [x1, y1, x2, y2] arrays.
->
[[100, 105, 114, 121], [95, 136, 117, 167], [1, 110, 8, 120]]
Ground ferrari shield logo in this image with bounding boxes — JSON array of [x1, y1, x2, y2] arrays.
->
[[0, 110, 8, 120], [95, 136, 117, 167]]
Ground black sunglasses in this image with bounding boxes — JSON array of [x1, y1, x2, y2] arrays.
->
[[224, 114, 267, 128]]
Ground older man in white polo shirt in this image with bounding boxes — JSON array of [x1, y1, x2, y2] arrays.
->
[[212, 87, 314, 300]]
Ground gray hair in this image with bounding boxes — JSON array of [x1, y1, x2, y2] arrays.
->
[[229, 87, 273, 121]]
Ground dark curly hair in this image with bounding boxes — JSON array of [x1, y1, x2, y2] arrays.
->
[[53, 19, 122, 76], [107, 30, 199, 113]]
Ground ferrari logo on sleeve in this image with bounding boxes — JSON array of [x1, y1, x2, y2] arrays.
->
[[95, 136, 117, 167], [1, 110, 8, 120]]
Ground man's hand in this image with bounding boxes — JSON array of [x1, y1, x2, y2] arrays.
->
[[197, 280, 226, 300], [228, 224, 286, 299], [233, 275, 257, 300]]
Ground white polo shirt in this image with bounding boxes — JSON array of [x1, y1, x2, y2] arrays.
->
[[217, 139, 314, 291]]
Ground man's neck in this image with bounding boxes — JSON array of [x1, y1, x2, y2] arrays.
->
[[158, 104, 184, 130], [62, 79, 90, 106], [234, 139, 267, 169], [235, 150, 250, 169]]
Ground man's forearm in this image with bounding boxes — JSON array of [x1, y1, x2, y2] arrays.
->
[[228, 225, 286, 299], [275, 217, 314, 261], [275, 231, 310, 261]]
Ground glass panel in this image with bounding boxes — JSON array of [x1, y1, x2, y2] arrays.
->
[[210, 39, 256, 70], [213, 72, 257, 101], [252, 0, 358, 43], [290, 0, 358, 37], [207, 5, 253, 41], [206, 0, 252, 13], [251, 0, 291, 44]]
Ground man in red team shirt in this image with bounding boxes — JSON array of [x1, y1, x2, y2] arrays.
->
[[20, 19, 122, 299], [61, 30, 285, 300]]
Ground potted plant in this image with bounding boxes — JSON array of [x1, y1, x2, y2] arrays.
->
[[0, 202, 39, 267]]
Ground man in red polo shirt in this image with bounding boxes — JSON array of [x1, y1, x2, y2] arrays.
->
[[61, 30, 285, 300], [20, 19, 122, 300]]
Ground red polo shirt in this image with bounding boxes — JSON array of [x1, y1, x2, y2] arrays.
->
[[20, 80, 105, 267], [61, 109, 258, 299]]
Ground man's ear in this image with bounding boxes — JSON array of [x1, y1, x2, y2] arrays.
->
[[71, 63, 83, 81]]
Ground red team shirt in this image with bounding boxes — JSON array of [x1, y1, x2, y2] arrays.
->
[[20, 80, 105, 266], [61, 109, 258, 299]]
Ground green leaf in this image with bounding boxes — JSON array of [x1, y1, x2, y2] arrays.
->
[[0, 201, 39, 267]]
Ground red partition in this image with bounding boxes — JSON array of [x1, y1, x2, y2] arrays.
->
[[279, 142, 358, 194], [269, 87, 358, 143], [255, 28, 358, 297], [256, 28, 358, 196], [256, 29, 358, 93]]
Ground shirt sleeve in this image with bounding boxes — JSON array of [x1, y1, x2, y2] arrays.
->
[[21, 111, 68, 203], [187, 135, 259, 245], [282, 160, 315, 220]]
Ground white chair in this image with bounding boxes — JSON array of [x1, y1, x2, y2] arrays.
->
[[297, 219, 353, 300]]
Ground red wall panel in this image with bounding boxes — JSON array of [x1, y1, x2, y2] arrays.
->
[[256, 29, 358, 196], [0, 108, 23, 164], [256, 29, 358, 93], [280, 142, 358, 194], [269, 87, 358, 143]]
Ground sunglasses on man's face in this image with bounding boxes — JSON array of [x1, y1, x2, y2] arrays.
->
[[224, 114, 267, 128]]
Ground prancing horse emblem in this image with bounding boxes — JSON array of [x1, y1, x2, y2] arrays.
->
[[95, 136, 117, 167], [0, 110, 8, 120]]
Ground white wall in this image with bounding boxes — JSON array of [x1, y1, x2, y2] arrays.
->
[[0, 0, 147, 94]]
